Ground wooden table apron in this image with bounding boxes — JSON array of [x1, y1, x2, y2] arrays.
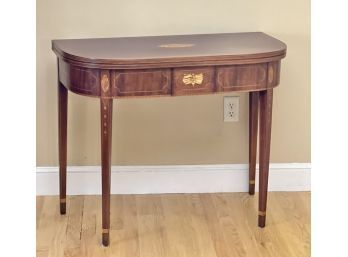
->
[[52, 32, 287, 246]]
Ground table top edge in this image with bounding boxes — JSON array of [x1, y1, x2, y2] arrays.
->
[[52, 32, 287, 69]]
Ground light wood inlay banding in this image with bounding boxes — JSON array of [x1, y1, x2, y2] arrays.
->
[[259, 211, 266, 216], [268, 65, 274, 84]]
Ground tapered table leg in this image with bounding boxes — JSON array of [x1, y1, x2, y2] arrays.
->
[[258, 89, 273, 227], [58, 81, 67, 215], [249, 91, 259, 195], [100, 97, 113, 246]]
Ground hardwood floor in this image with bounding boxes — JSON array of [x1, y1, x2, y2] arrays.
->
[[36, 192, 310, 257]]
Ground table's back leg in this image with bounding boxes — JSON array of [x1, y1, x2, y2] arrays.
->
[[258, 89, 273, 227], [58, 81, 67, 215], [249, 91, 259, 195], [100, 71, 113, 246]]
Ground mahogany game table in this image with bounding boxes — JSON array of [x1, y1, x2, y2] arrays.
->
[[52, 32, 286, 246]]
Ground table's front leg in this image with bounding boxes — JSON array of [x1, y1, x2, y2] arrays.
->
[[58, 81, 67, 214], [258, 89, 273, 227], [100, 71, 113, 246]]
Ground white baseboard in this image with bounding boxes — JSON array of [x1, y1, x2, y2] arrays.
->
[[36, 163, 311, 195]]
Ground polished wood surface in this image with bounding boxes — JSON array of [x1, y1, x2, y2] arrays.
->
[[37, 192, 310, 257], [258, 89, 273, 227], [100, 70, 113, 246], [52, 32, 287, 246], [52, 32, 286, 69], [248, 91, 259, 195], [58, 79, 67, 215]]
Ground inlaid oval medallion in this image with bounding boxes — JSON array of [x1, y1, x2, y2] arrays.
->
[[101, 74, 109, 93]]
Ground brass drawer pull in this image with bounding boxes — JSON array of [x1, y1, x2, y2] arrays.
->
[[182, 73, 204, 86]]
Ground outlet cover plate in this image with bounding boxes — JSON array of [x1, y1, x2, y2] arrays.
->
[[224, 96, 239, 122]]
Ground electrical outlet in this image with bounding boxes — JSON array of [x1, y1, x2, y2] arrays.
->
[[224, 96, 239, 122]]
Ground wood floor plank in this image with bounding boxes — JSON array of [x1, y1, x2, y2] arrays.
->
[[225, 193, 301, 257], [200, 193, 233, 257], [36, 196, 45, 229], [37, 196, 55, 254], [298, 192, 311, 217], [37, 192, 310, 257], [211, 193, 252, 257], [109, 195, 140, 257], [221, 193, 263, 257], [136, 195, 167, 257], [80, 195, 108, 257], [161, 194, 204, 257], [36, 196, 68, 257], [121, 195, 140, 257], [64, 196, 85, 256], [109, 195, 124, 256], [185, 194, 218, 257], [271, 192, 311, 257], [242, 193, 294, 257]]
